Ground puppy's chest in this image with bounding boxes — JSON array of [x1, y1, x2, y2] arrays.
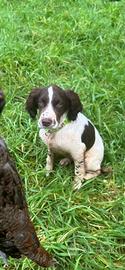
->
[[48, 128, 80, 155]]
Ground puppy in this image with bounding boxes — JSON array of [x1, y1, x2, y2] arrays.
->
[[26, 85, 104, 190], [0, 90, 54, 268]]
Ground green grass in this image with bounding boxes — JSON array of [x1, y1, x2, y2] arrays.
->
[[0, 0, 125, 269]]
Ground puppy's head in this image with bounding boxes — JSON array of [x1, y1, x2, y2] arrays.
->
[[26, 85, 82, 129], [0, 90, 5, 113]]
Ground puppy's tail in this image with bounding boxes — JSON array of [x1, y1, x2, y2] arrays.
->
[[101, 166, 112, 174]]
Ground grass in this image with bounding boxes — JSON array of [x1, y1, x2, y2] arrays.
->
[[0, 0, 125, 269]]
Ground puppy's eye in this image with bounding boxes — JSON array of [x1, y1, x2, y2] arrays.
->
[[55, 103, 63, 109], [39, 99, 46, 107], [54, 100, 63, 108]]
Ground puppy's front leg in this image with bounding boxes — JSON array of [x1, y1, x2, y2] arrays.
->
[[39, 129, 49, 145], [46, 148, 54, 176], [39, 129, 54, 175]]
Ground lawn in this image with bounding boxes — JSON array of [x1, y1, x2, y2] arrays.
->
[[0, 0, 125, 269]]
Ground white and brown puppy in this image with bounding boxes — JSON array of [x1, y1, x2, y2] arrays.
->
[[26, 85, 104, 190]]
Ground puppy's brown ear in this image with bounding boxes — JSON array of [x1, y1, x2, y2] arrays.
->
[[26, 88, 42, 118], [0, 90, 5, 113], [65, 90, 83, 120]]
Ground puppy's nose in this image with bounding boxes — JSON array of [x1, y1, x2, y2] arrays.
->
[[42, 118, 52, 127]]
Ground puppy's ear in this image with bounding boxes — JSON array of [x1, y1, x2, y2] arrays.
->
[[65, 90, 83, 120], [0, 90, 5, 113], [26, 88, 42, 118]]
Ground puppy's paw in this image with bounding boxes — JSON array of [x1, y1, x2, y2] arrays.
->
[[46, 170, 52, 177], [83, 171, 100, 180], [45, 166, 53, 177], [73, 177, 83, 190], [60, 158, 71, 166]]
